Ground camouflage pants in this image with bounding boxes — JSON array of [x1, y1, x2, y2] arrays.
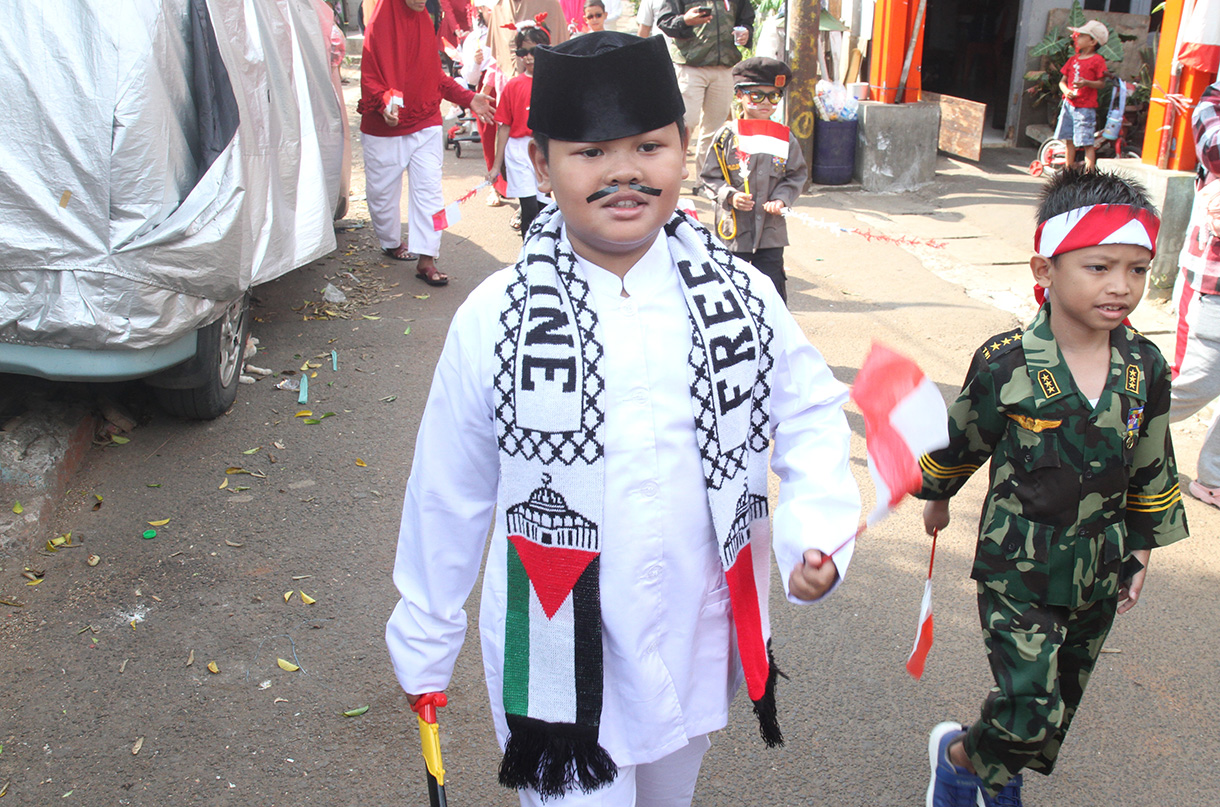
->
[[963, 584, 1118, 796]]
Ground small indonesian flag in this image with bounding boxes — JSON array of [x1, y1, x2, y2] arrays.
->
[[432, 202, 462, 231], [384, 88, 403, 114], [735, 118, 790, 160], [441, 37, 461, 63], [906, 529, 938, 679], [850, 343, 949, 525]]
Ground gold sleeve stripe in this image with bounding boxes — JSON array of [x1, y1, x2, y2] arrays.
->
[[1128, 484, 1181, 505], [920, 455, 979, 479], [1128, 486, 1182, 513]]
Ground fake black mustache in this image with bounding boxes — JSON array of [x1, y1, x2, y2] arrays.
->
[[585, 183, 664, 203]]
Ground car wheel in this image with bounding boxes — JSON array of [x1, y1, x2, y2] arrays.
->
[[154, 294, 250, 420]]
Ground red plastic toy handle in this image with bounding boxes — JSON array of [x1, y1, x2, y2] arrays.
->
[[411, 691, 448, 724]]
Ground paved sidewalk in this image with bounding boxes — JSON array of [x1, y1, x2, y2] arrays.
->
[[792, 147, 1179, 353]]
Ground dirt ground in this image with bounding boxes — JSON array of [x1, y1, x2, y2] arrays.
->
[[2, 60, 1218, 807]]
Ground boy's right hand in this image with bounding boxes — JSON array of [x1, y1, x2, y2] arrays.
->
[[923, 499, 949, 536], [732, 191, 754, 211]]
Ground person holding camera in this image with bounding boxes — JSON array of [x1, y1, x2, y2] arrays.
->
[[657, 0, 752, 180]]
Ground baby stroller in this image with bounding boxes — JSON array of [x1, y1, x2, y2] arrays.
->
[[445, 110, 481, 157], [1029, 76, 1135, 176]]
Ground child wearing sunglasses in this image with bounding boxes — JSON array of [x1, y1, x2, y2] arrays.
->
[[488, 22, 552, 237], [699, 57, 807, 303], [582, 0, 607, 31]]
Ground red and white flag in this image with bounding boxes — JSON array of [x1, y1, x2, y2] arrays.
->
[[849, 343, 949, 525], [906, 529, 938, 679], [735, 118, 791, 161], [1177, 0, 1220, 73], [431, 202, 462, 231]]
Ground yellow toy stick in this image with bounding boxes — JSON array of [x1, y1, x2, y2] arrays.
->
[[412, 692, 448, 807]]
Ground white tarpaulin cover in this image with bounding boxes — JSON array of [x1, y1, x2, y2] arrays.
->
[[0, 0, 344, 349]]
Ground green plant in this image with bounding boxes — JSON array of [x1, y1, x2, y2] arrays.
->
[[1024, 0, 1130, 110], [751, 0, 785, 20]]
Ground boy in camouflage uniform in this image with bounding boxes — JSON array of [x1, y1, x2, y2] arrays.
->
[[916, 167, 1189, 807]]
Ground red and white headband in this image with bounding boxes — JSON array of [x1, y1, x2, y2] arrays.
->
[[1034, 204, 1160, 258]]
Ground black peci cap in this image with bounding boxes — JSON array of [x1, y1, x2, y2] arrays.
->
[[528, 33, 685, 142]]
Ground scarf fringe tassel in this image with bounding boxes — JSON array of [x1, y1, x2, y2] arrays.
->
[[498, 725, 618, 799], [751, 648, 785, 748]]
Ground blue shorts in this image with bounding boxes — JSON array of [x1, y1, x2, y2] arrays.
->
[[1055, 104, 1097, 148]]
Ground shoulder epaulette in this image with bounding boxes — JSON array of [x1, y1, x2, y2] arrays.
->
[[978, 328, 1023, 363]]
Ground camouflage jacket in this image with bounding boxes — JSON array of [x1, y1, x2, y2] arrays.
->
[[917, 304, 1189, 607]]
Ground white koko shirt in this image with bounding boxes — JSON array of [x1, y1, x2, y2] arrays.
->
[[386, 230, 860, 766]]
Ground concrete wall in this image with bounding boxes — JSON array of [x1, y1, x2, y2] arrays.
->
[[854, 101, 940, 192], [1098, 157, 1197, 295]]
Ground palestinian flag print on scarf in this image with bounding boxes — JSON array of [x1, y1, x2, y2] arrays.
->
[[504, 477, 603, 731]]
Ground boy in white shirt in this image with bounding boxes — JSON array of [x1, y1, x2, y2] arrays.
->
[[386, 32, 860, 807]]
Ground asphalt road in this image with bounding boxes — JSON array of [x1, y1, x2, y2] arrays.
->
[[1, 85, 1218, 806]]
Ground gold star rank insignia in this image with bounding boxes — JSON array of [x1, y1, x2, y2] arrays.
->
[[1037, 368, 1061, 399], [1125, 364, 1142, 395]]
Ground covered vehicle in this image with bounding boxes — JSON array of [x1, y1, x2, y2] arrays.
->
[[0, 0, 351, 418]]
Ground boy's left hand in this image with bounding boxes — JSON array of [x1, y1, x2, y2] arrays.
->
[[788, 549, 838, 601], [762, 200, 785, 215], [1117, 549, 1151, 614]]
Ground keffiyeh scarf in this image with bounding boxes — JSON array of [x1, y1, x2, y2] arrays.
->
[[494, 206, 783, 798]]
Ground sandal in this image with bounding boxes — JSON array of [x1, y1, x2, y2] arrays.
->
[[382, 244, 419, 261], [415, 265, 449, 287], [509, 212, 521, 231]]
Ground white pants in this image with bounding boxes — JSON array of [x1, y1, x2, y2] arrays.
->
[[1171, 273, 1220, 486], [504, 135, 538, 199], [517, 735, 711, 807], [677, 64, 734, 173], [361, 126, 444, 257]]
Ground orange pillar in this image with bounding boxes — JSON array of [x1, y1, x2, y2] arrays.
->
[[1142, 0, 1216, 172], [868, 0, 924, 103]]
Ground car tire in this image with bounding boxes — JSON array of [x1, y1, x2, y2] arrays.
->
[[153, 293, 250, 420]]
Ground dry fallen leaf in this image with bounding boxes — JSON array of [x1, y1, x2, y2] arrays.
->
[[187, 650, 195, 667], [207, 661, 220, 674], [273, 441, 286, 450], [291, 575, 312, 581], [224, 539, 243, 548], [274, 697, 289, 704], [300, 592, 316, 605], [132, 737, 144, 755], [294, 411, 313, 418], [277, 658, 300, 672], [283, 590, 293, 603], [119, 659, 128, 673], [355, 458, 367, 467], [147, 519, 170, 527], [86, 554, 100, 567], [219, 478, 229, 490]]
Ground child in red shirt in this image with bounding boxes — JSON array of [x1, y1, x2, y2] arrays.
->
[[1055, 19, 1108, 171], [488, 24, 551, 237]]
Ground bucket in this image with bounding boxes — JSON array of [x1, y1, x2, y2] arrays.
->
[[847, 82, 869, 100], [812, 118, 857, 185]]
